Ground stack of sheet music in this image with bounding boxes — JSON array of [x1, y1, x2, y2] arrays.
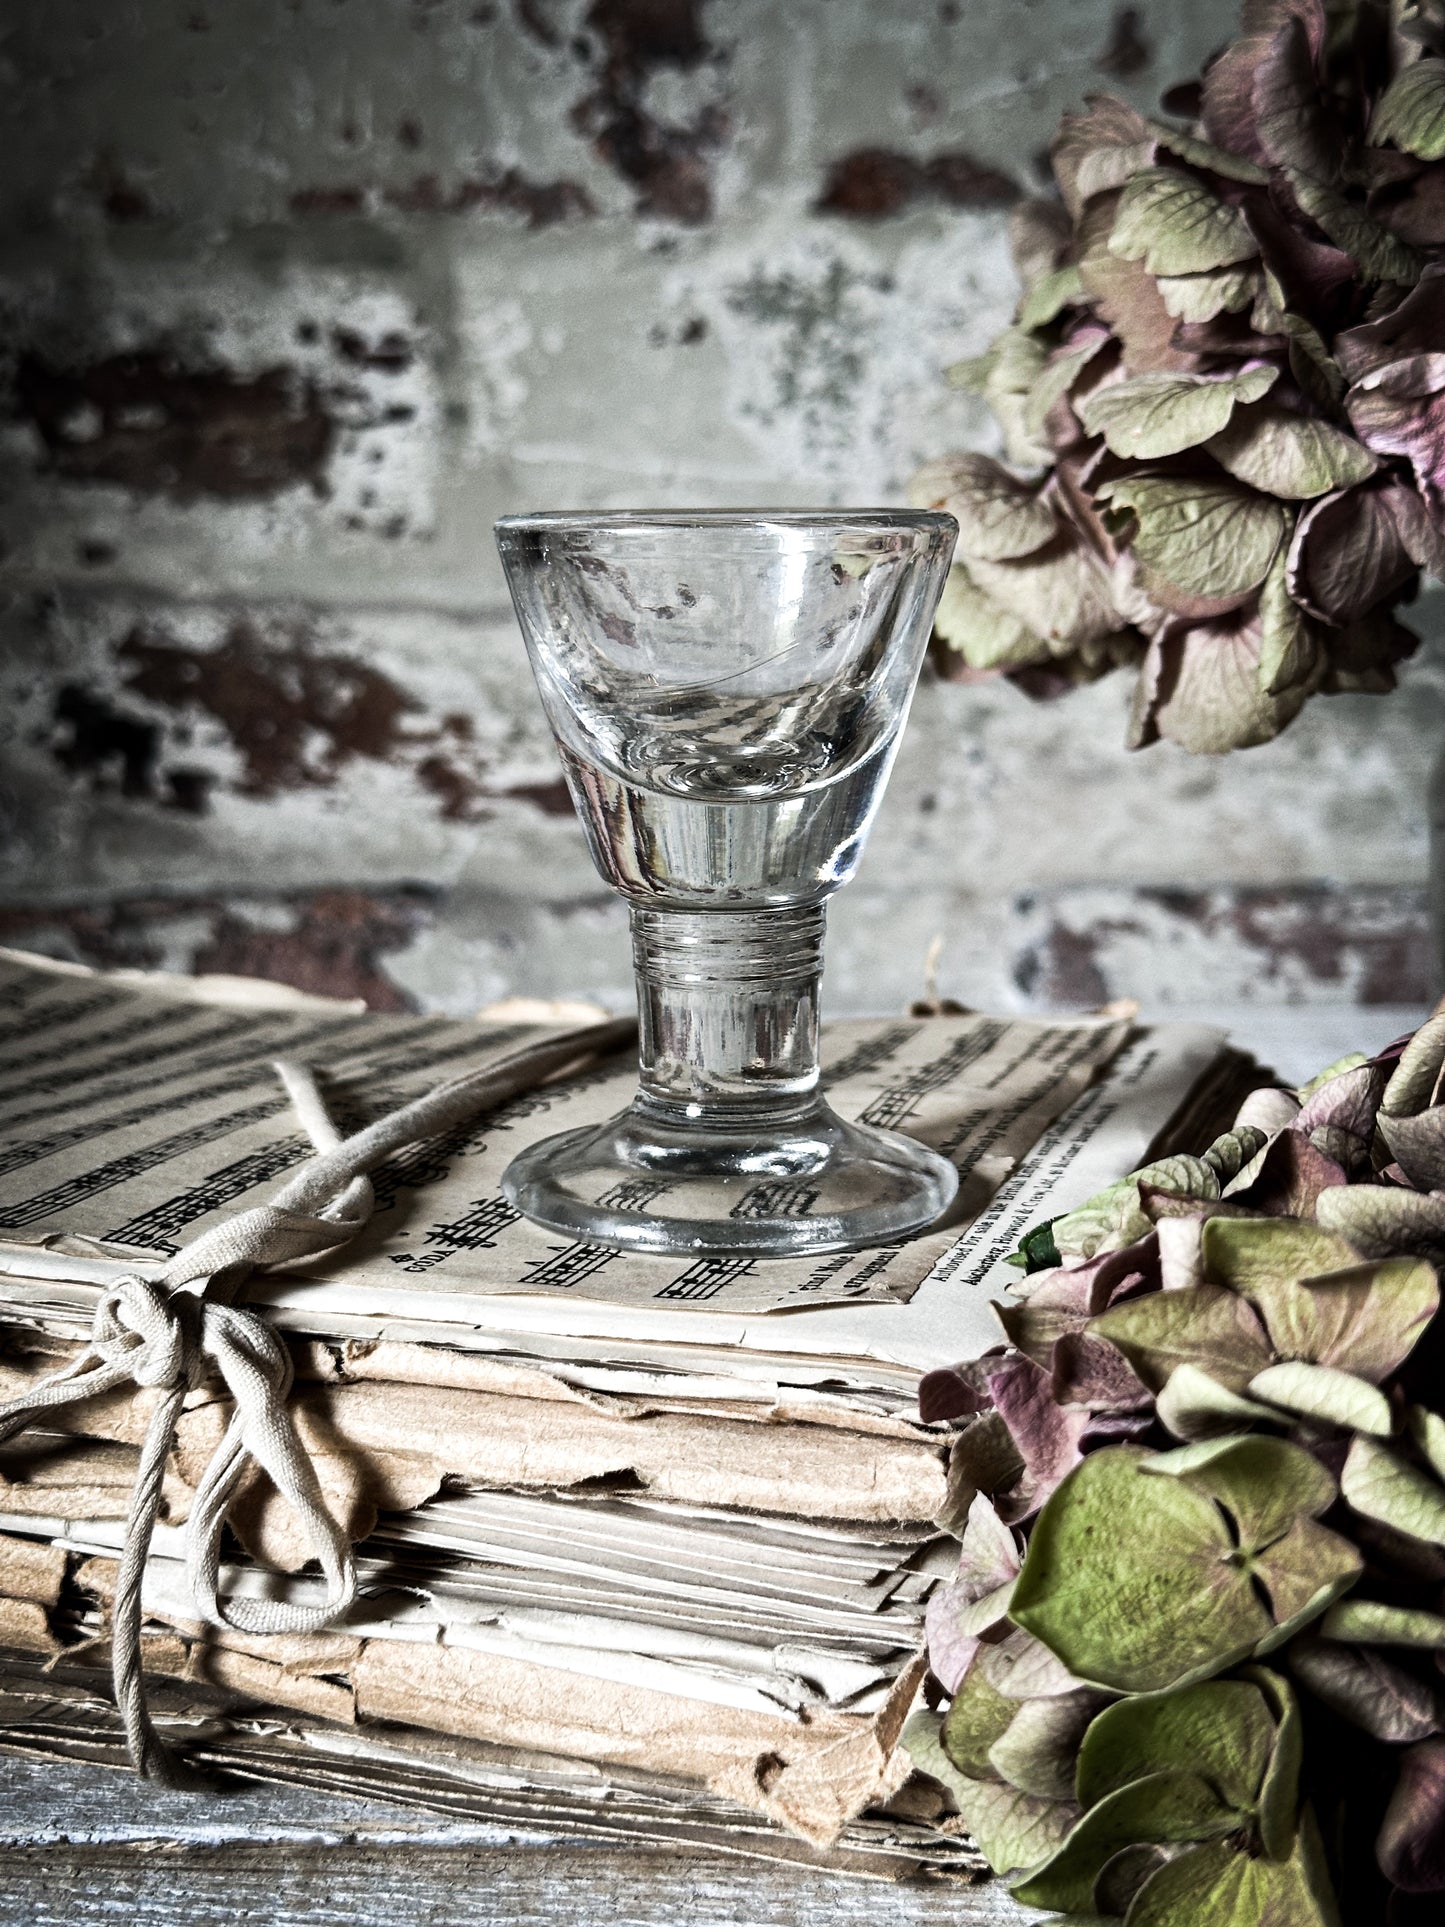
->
[[0, 948, 1256, 1875]]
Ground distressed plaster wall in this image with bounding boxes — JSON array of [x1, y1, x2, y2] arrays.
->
[[1, 0, 1440, 1017]]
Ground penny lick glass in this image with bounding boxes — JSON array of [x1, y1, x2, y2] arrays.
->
[[495, 509, 959, 1258]]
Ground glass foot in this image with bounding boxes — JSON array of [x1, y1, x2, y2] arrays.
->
[[500, 1099, 960, 1258]]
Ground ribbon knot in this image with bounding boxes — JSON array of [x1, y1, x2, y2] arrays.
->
[[0, 1014, 634, 1785], [91, 1276, 195, 1390]]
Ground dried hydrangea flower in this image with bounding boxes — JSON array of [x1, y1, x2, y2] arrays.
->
[[913, 0, 1445, 752], [910, 992, 1445, 1921]]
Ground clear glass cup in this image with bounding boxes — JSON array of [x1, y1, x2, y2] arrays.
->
[[495, 508, 959, 1258]]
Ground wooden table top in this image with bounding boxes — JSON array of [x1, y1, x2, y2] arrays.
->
[[0, 1754, 1034, 1926]]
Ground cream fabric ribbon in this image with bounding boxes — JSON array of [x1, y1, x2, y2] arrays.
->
[[0, 1016, 633, 1784]]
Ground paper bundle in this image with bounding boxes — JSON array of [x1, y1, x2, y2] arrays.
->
[[0, 949, 1257, 1873]]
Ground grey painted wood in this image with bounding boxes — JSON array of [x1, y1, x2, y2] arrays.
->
[[0, 1757, 1029, 1926], [0, 1751, 539, 1846]]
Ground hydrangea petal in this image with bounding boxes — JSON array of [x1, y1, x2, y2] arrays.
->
[[908, 453, 1057, 561], [1008, 197, 1072, 289], [1051, 94, 1155, 221], [1078, 193, 1200, 374], [1336, 268, 1445, 382], [900, 1706, 979, 1813], [979, 1624, 1094, 1700], [967, 532, 1122, 653], [1097, 472, 1288, 602], [1125, 1825, 1339, 1927], [1346, 352, 1445, 521], [1295, 1056, 1390, 1168], [1157, 1362, 1280, 1441], [1264, 1257, 1435, 1382], [1146, 118, 1270, 186], [1255, 13, 1338, 179], [1288, 1637, 1441, 1742], [1013, 1439, 1357, 1695], [1371, 55, 1445, 161], [1143, 1433, 1340, 1543], [1248, 1664, 1305, 1859], [1342, 1436, 1445, 1545], [989, 1688, 1106, 1801], [942, 1661, 1031, 1779], [1370, 160, 1445, 249], [1245, 187, 1357, 317], [1021, 329, 1113, 443], [1286, 480, 1417, 623], [1410, 1405, 1445, 1482], [1321, 1599, 1445, 1647], [945, 1771, 1081, 1879], [1148, 609, 1312, 754], [1156, 263, 1261, 321], [1317, 1183, 1445, 1258], [1110, 167, 1260, 276], [1078, 363, 1278, 460], [1206, 404, 1381, 498], [1379, 1107, 1445, 1190], [1226, 1128, 1348, 1216], [1202, 30, 1276, 161], [1201, 1213, 1358, 1292], [987, 1353, 1091, 1514], [1091, 1284, 1274, 1393], [1382, 1011, 1445, 1117], [933, 563, 1052, 673], [1258, 550, 1323, 697], [1286, 168, 1425, 284], [1249, 1360, 1394, 1434], [1378, 1739, 1445, 1893], [1017, 264, 1085, 331], [1236, 1085, 1305, 1136], [1075, 1678, 1276, 1812], [1388, 478, 1445, 579], [1011, 1771, 1239, 1913]]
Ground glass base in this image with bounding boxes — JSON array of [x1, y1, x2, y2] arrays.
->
[[500, 1098, 960, 1259]]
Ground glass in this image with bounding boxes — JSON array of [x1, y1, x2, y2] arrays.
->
[[495, 509, 959, 1258]]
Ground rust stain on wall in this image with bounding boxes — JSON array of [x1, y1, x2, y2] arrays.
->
[[1094, 7, 1152, 78], [289, 169, 596, 226], [48, 683, 219, 816], [190, 889, 434, 1010], [814, 147, 1019, 219], [1012, 886, 1433, 1007], [14, 353, 334, 500], [330, 328, 415, 372], [1220, 889, 1432, 1007], [114, 621, 421, 797], [1012, 919, 1112, 1007], [498, 776, 575, 816], [571, 0, 728, 223], [0, 890, 438, 1012], [288, 185, 369, 215], [86, 150, 159, 223], [384, 169, 596, 224], [44, 620, 565, 825], [51, 686, 161, 798]]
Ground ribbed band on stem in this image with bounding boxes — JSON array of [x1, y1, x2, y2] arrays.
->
[[630, 902, 826, 986], [630, 902, 826, 1112]]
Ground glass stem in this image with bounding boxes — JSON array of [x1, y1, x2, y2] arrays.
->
[[629, 902, 826, 1126]]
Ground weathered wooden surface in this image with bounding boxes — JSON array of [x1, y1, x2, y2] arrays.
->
[[0, 1756, 1029, 1926]]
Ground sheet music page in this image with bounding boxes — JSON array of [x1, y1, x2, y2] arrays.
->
[[0, 952, 1133, 1315]]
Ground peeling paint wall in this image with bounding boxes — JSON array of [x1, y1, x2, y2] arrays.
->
[[2, 0, 1441, 1018]]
